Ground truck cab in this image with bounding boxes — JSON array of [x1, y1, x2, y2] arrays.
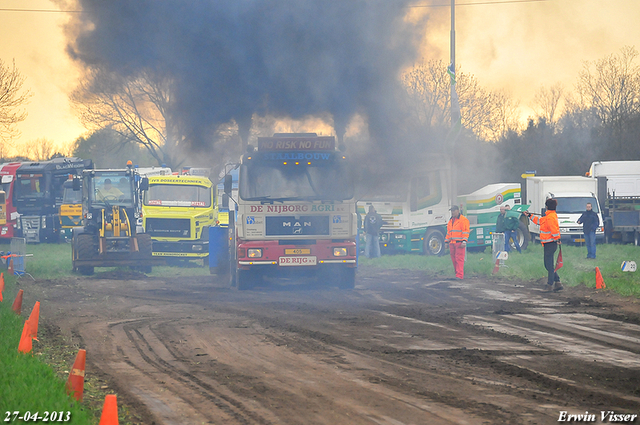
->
[[59, 178, 83, 241], [142, 174, 217, 265], [14, 157, 93, 243]]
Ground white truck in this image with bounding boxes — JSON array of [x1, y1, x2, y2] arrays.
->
[[357, 155, 530, 255], [525, 176, 604, 244], [589, 161, 640, 245]]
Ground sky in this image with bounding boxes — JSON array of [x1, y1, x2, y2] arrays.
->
[[0, 0, 639, 155]]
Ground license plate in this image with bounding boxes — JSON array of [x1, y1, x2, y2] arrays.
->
[[574, 238, 585, 243], [284, 248, 311, 255], [279, 256, 317, 266]]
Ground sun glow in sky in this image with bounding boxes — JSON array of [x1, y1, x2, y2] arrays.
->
[[1, 0, 639, 154]]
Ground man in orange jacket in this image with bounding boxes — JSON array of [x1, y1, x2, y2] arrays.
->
[[445, 205, 470, 279], [526, 198, 563, 292]]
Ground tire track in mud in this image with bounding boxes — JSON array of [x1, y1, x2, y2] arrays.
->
[[115, 319, 273, 425]]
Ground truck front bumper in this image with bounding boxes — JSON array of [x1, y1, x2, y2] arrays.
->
[[152, 240, 209, 258]]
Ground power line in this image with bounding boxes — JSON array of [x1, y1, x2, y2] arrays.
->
[[409, 0, 549, 7], [0, 8, 81, 13]]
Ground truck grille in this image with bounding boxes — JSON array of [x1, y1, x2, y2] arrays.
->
[[265, 215, 329, 236], [380, 214, 402, 229], [146, 218, 191, 238]]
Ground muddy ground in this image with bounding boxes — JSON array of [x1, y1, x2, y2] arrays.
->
[[16, 267, 640, 425]]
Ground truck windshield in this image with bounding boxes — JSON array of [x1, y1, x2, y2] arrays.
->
[[144, 184, 211, 207], [90, 173, 134, 207], [62, 185, 82, 204], [555, 197, 599, 214], [239, 161, 353, 201], [15, 175, 45, 199], [360, 180, 408, 202]]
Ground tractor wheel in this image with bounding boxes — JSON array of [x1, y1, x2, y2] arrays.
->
[[136, 234, 153, 273], [514, 221, 530, 251], [236, 269, 256, 290], [76, 234, 95, 276]]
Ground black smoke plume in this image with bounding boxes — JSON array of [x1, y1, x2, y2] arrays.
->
[[62, 0, 425, 155]]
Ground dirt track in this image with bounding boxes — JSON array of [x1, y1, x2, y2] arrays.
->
[[19, 267, 640, 424]]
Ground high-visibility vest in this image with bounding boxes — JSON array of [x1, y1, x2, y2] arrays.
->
[[531, 210, 560, 243], [446, 215, 470, 243]]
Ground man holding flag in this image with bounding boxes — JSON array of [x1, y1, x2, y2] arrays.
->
[[525, 198, 563, 292]]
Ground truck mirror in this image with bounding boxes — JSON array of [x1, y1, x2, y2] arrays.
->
[[139, 177, 149, 191], [72, 176, 81, 191], [224, 175, 232, 194], [222, 194, 229, 209]]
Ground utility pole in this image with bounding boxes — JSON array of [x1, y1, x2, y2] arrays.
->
[[449, 0, 458, 207]]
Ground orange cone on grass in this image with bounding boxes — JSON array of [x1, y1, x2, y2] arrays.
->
[[66, 349, 87, 401], [12, 289, 23, 315], [596, 266, 607, 289], [27, 301, 40, 340], [0, 272, 4, 302], [8, 258, 14, 275], [18, 321, 32, 353], [98, 394, 119, 425]]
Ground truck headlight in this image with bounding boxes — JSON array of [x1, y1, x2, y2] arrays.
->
[[247, 248, 262, 258], [395, 234, 406, 239], [42, 216, 47, 229], [333, 247, 347, 257], [380, 233, 389, 242], [192, 245, 203, 251], [85, 212, 93, 220]]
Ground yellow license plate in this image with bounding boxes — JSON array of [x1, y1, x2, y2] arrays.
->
[[285, 248, 311, 255], [574, 238, 585, 243]]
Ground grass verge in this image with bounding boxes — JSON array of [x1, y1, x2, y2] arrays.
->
[[360, 242, 640, 296]]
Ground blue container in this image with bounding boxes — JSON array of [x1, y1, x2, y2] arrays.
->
[[209, 226, 228, 268]]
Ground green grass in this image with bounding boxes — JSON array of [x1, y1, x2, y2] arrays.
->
[[360, 243, 640, 297], [0, 273, 95, 424]]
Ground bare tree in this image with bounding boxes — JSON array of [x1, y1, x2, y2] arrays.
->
[[534, 83, 564, 126], [72, 67, 185, 168], [575, 46, 640, 130], [16, 138, 56, 160], [0, 58, 31, 151], [402, 60, 519, 142]]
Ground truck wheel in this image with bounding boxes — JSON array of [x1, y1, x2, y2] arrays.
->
[[76, 234, 95, 276], [236, 269, 255, 290], [515, 221, 530, 251], [423, 229, 445, 256], [337, 268, 356, 290]]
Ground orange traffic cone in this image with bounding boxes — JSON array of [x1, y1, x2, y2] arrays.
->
[[67, 349, 87, 401], [8, 258, 14, 275], [12, 289, 23, 315], [27, 301, 40, 341], [596, 267, 607, 289], [66, 349, 87, 401], [492, 258, 500, 274], [98, 394, 119, 425], [0, 272, 4, 302], [18, 321, 32, 353]]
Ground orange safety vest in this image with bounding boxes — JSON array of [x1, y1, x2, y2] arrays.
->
[[446, 214, 470, 243], [530, 210, 560, 243]]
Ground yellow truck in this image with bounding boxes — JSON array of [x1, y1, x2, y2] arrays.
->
[[142, 174, 218, 265]]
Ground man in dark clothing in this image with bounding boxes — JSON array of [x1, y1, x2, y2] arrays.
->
[[577, 202, 600, 259], [504, 205, 522, 253], [364, 205, 384, 258]]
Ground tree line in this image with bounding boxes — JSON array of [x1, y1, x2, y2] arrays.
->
[[1, 46, 639, 188]]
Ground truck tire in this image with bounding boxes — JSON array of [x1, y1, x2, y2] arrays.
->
[[337, 268, 356, 290], [423, 229, 445, 256], [236, 269, 256, 290], [76, 234, 95, 276], [514, 221, 530, 251]]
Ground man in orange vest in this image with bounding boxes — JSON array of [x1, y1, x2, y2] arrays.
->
[[445, 205, 470, 279], [526, 198, 563, 292]]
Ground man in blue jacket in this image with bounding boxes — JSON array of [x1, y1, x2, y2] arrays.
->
[[577, 202, 600, 259]]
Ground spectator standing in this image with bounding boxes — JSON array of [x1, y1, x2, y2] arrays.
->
[[504, 205, 522, 253], [445, 205, 470, 279], [364, 205, 384, 258], [577, 202, 600, 259]]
